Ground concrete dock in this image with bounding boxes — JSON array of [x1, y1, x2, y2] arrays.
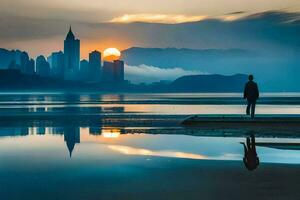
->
[[181, 114, 300, 133], [182, 114, 300, 124]]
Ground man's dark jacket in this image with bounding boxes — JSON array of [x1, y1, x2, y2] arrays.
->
[[244, 81, 259, 101]]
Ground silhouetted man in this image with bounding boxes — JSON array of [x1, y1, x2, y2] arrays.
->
[[243, 134, 259, 171], [244, 75, 259, 118]]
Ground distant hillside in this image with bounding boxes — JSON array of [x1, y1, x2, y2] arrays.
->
[[170, 74, 248, 92], [122, 47, 300, 91]]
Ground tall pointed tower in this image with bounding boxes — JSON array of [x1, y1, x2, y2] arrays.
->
[[64, 26, 80, 80]]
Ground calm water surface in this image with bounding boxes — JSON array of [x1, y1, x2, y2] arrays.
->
[[0, 92, 300, 115], [0, 93, 300, 199]]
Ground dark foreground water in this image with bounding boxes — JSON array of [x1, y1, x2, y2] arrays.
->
[[0, 93, 300, 199]]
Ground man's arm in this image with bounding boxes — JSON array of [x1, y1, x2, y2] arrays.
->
[[243, 84, 247, 99], [255, 83, 259, 99]]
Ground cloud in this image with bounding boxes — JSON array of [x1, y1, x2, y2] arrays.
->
[[109, 12, 252, 24], [108, 145, 207, 160], [110, 14, 207, 24], [1, 11, 300, 59], [220, 12, 248, 21], [226, 11, 246, 15], [125, 64, 205, 83]]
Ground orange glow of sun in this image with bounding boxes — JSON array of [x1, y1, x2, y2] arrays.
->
[[103, 48, 121, 62]]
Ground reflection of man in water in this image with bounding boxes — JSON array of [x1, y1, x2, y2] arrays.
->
[[244, 75, 259, 118], [243, 135, 259, 171]]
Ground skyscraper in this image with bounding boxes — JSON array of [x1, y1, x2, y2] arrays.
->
[[64, 26, 80, 80], [8, 50, 30, 73], [102, 61, 114, 82], [47, 55, 52, 69], [80, 59, 89, 81], [113, 60, 124, 82], [36, 55, 50, 77], [24, 59, 35, 75], [13, 50, 22, 66], [89, 50, 101, 82], [102, 60, 124, 82], [20, 51, 29, 73], [50, 51, 64, 78]]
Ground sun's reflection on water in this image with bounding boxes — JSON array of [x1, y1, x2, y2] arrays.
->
[[102, 128, 121, 138]]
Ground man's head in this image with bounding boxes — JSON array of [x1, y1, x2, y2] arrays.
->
[[248, 75, 254, 81]]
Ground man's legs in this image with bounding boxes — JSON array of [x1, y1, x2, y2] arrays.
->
[[250, 134, 256, 149], [246, 101, 251, 115], [246, 137, 251, 149], [251, 101, 256, 118]]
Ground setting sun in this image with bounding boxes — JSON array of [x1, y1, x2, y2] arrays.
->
[[103, 48, 121, 62]]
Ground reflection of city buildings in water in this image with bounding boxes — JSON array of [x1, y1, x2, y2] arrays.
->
[[102, 106, 125, 113], [89, 127, 102, 136], [14, 94, 126, 115], [52, 127, 65, 135], [0, 126, 125, 137], [28, 127, 64, 135], [64, 127, 80, 157], [101, 128, 124, 138], [89, 127, 124, 138], [0, 127, 29, 137], [37, 127, 46, 135], [0, 125, 125, 157], [100, 94, 125, 103], [0, 127, 65, 137], [28, 126, 80, 157]]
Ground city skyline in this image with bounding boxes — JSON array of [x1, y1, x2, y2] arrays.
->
[[0, 27, 125, 83]]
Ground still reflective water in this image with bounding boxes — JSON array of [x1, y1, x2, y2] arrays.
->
[[0, 92, 300, 115], [0, 93, 300, 199], [1, 127, 300, 163]]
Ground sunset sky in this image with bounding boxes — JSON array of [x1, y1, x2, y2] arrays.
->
[[0, 0, 300, 58], [2, 0, 299, 22]]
